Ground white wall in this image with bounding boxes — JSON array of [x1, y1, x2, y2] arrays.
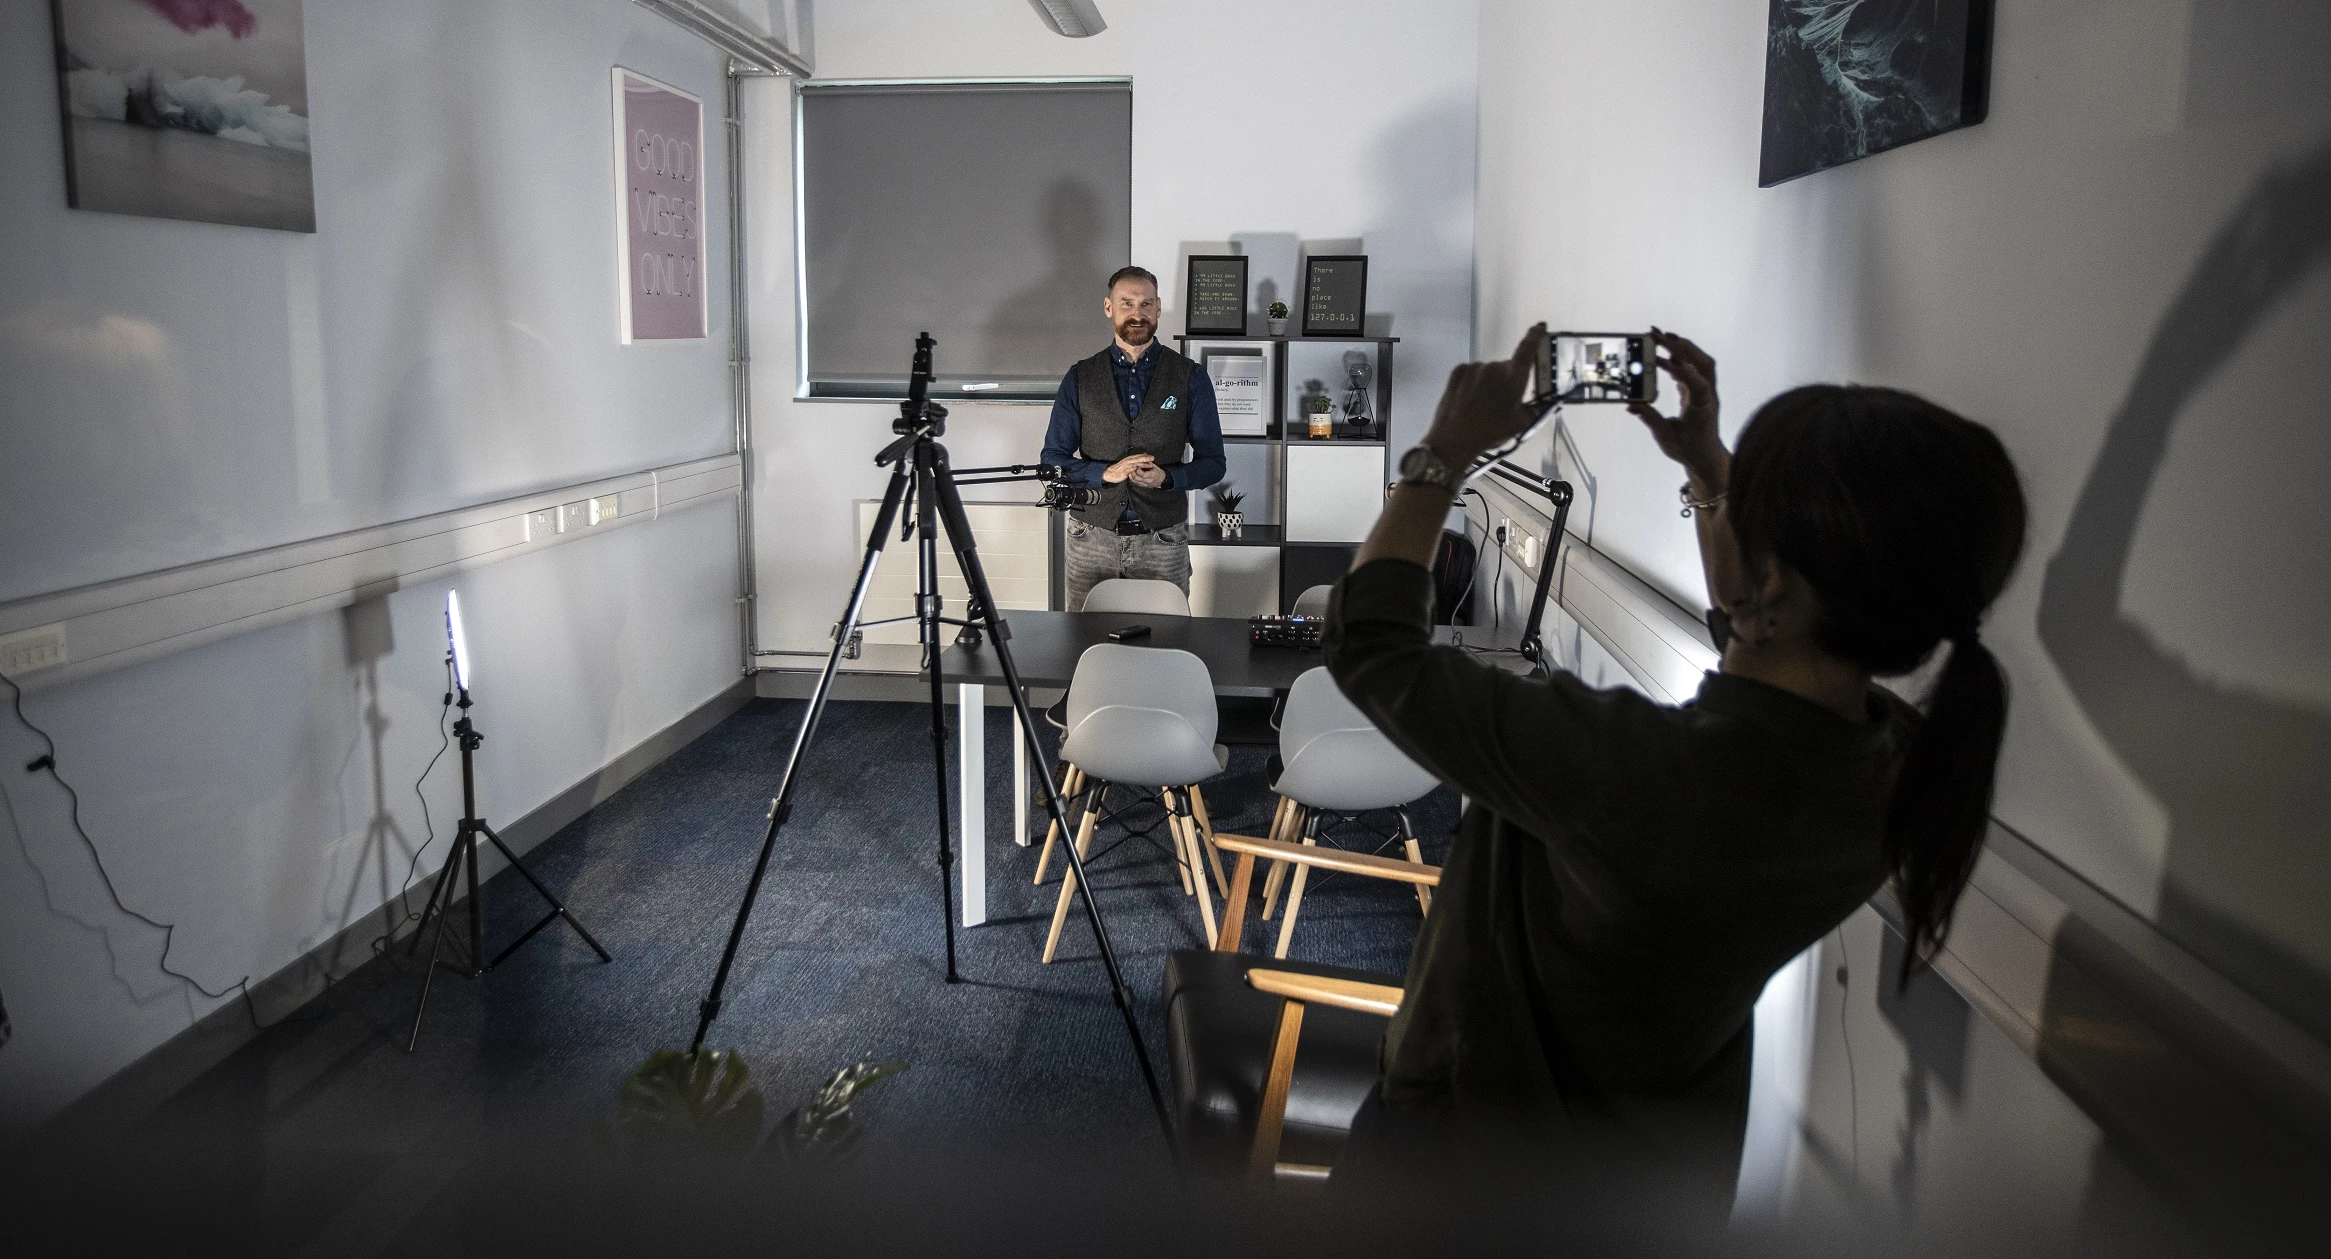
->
[[747, 0, 1479, 659], [1475, 0, 2331, 1040], [0, 0, 742, 1125]]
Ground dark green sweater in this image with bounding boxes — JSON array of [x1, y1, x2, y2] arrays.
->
[[1324, 558, 1908, 1193]]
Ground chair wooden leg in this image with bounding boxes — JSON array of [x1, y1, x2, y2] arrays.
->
[[1250, 998, 1306, 1183], [1261, 802, 1300, 920], [1257, 797, 1292, 917], [1190, 785, 1230, 896], [1033, 764, 1083, 884], [1042, 785, 1103, 964], [1272, 813, 1324, 960], [1160, 789, 1194, 895], [1216, 851, 1256, 952], [1396, 807, 1431, 915], [1175, 799, 1220, 948]]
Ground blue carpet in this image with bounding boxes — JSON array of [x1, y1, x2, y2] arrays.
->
[[121, 697, 1461, 1183]]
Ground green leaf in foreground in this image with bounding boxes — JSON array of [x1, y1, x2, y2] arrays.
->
[[616, 1048, 767, 1155]]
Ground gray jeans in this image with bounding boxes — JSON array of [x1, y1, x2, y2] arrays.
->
[[1064, 517, 1191, 611]]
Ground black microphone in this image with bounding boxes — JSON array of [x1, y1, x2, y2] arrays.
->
[[1039, 485, 1102, 510]]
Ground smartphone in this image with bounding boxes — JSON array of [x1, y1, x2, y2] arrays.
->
[[1534, 332, 1657, 406], [1107, 624, 1151, 642]]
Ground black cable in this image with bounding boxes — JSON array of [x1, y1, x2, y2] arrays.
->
[[1834, 925, 1860, 1180], [1, 667, 303, 1030]]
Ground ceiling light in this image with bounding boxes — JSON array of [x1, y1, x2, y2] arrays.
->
[[1028, 0, 1106, 38]]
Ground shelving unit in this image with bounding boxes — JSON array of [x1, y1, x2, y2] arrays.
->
[[1177, 333, 1398, 613]]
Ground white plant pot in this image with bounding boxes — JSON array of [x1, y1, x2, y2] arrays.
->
[[1266, 318, 1288, 336], [1216, 511, 1243, 536]]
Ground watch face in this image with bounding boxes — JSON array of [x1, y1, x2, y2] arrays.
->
[[1399, 445, 1439, 480]]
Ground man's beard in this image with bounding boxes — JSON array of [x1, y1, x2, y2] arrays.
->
[[1115, 316, 1154, 346]]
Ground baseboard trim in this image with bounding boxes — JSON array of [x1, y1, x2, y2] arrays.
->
[[37, 676, 755, 1141]]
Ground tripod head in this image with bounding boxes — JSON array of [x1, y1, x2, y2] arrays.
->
[[891, 331, 949, 438]]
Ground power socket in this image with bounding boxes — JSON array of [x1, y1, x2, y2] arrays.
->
[[523, 508, 559, 541], [0, 623, 68, 675], [588, 494, 620, 526]]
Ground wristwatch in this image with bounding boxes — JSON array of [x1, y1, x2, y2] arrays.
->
[[1396, 443, 1463, 496]]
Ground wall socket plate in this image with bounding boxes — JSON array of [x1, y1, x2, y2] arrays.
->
[[558, 502, 589, 533], [524, 508, 559, 541], [588, 494, 620, 526], [0, 623, 69, 675]]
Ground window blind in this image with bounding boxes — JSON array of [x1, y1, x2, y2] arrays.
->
[[797, 80, 1132, 401]]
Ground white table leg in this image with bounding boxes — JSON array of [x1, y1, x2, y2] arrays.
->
[[958, 682, 986, 927], [1013, 698, 1029, 847]]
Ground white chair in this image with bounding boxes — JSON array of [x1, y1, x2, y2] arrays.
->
[[1290, 584, 1333, 618], [1033, 577, 1198, 857], [1041, 644, 1231, 962], [1083, 578, 1192, 617], [1261, 668, 1441, 958]]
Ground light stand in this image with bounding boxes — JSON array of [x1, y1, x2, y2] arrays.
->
[[405, 611, 612, 1052], [686, 333, 1175, 1147]]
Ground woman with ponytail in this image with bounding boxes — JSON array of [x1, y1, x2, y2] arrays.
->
[[1323, 326, 2027, 1219]]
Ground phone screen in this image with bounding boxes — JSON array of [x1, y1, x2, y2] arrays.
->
[[1536, 332, 1655, 405]]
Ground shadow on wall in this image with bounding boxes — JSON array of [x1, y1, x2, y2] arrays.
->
[[981, 179, 1113, 383], [2035, 139, 2331, 1049]]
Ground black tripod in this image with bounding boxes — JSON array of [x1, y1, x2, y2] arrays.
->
[[406, 681, 612, 1051], [688, 332, 1173, 1144]]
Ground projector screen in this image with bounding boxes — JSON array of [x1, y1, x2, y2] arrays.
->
[[796, 80, 1132, 400]]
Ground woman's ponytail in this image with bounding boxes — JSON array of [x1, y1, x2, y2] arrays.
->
[[1728, 385, 2027, 990], [1884, 632, 2010, 986]]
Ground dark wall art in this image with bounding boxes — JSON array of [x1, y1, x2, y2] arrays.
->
[[1757, 0, 1993, 187]]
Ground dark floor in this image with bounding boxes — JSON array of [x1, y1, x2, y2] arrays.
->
[[53, 697, 1461, 1246]]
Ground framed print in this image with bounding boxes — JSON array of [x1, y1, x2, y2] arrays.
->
[[1183, 254, 1249, 337], [1757, 0, 1994, 186], [1301, 254, 1367, 337], [1198, 344, 1270, 436], [613, 66, 707, 342], [50, 0, 315, 231]]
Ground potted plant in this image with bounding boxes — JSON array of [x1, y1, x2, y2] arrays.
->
[[1211, 485, 1245, 536], [1266, 301, 1290, 337], [1306, 389, 1335, 439]]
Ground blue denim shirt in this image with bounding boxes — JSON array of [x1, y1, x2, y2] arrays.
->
[[1040, 343, 1227, 496]]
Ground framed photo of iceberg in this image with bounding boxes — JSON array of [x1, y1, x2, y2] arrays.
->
[[49, 0, 315, 232], [1757, 0, 1993, 187]]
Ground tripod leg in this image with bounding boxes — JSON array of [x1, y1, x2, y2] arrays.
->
[[1033, 764, 1081, 884], [924, 456, 1175, 1153], [465, 821, 483, 978], [689, 460, 912, 1054], [406, 830, 468, 1052], [914, 454, 960, 984], [477, 824, 612, 963]]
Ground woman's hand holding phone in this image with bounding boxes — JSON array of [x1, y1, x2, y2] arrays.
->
[[1629, 327, 1730, 496], [1422, 323, 1548, 465]]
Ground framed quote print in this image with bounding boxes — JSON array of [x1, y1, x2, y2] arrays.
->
[[612, 67, 708, 342]]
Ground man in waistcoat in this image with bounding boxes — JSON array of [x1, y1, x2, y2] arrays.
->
[[1041, 265, 1226, 612]]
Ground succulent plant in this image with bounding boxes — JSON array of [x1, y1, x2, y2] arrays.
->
[[1267, 300, 1289, 319], [1211, 484, 1244, 513]]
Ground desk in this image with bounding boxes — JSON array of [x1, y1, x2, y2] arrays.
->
[[928, 611, 1522, 926]]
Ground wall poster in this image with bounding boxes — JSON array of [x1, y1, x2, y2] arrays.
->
[[49, 0, 316, 232], [612, 67, 706, 342]]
